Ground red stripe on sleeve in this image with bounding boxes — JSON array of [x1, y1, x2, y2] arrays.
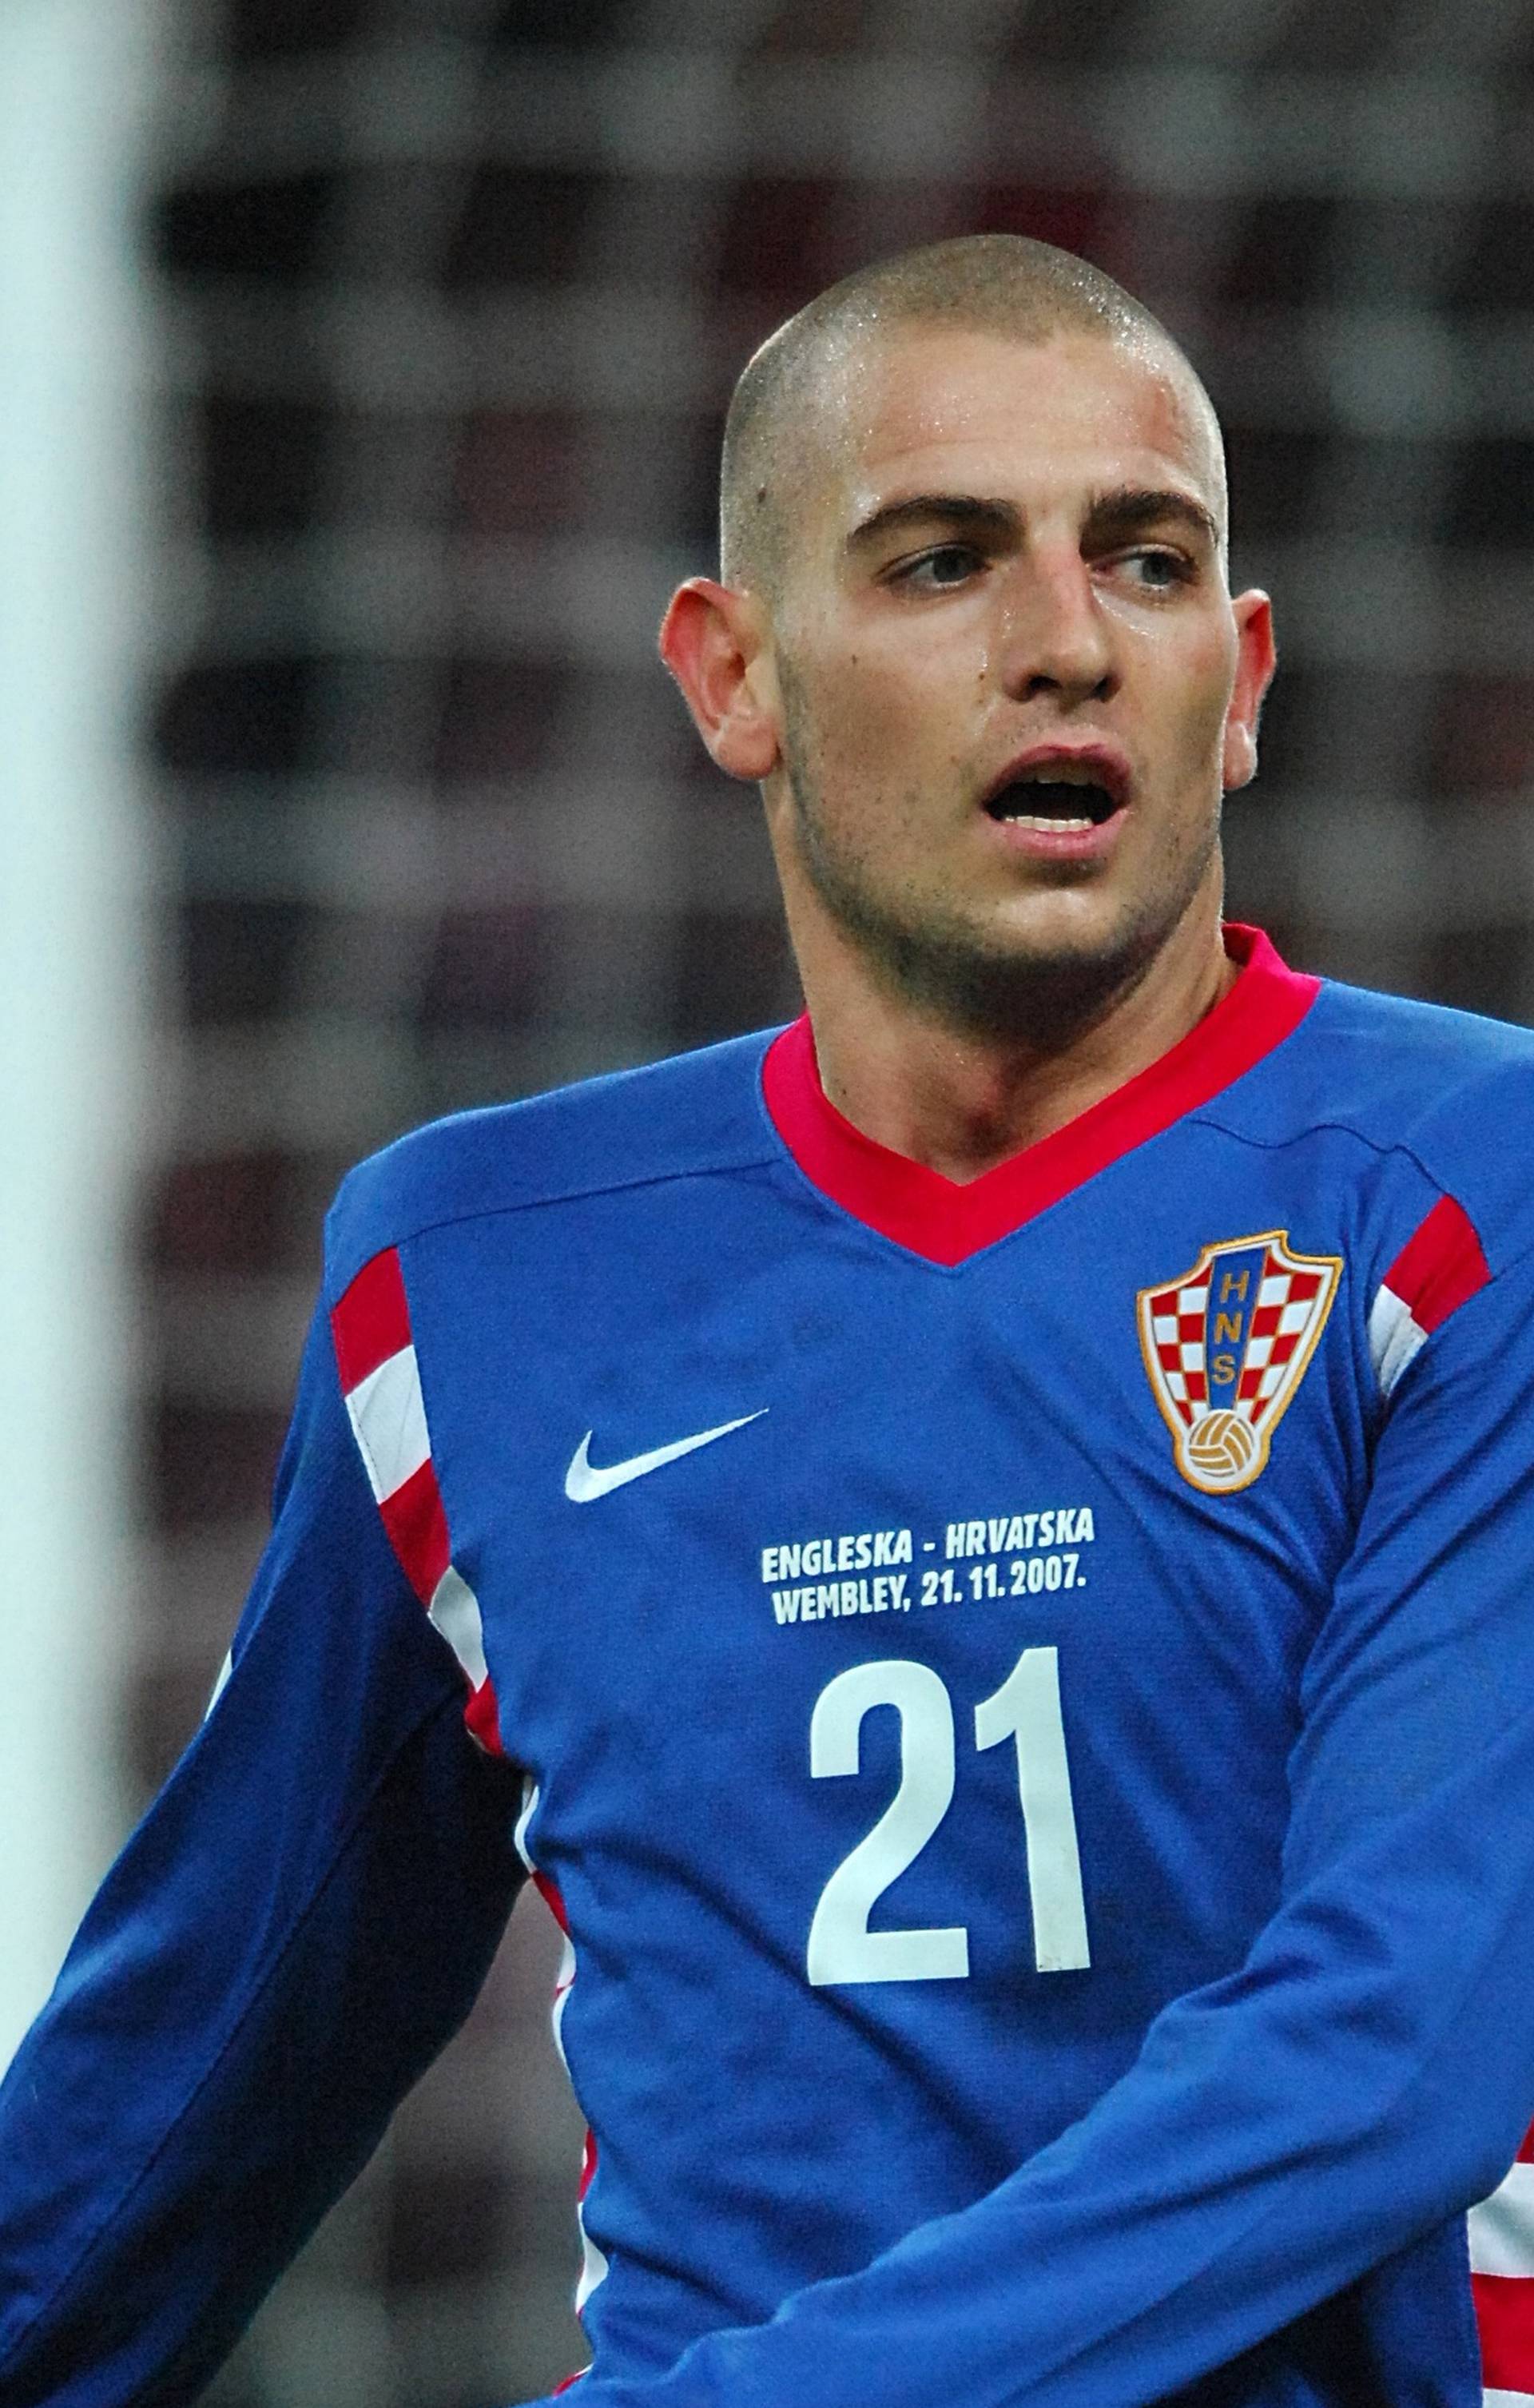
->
[[533, 1870, 570, 1933], [1517, 2122, 1534, 2166], [1381, 1195, 1489, 1337], [330, 1246, 412, 1392], [464, 1679, 506, 1758], [1475, 2271, 1534, 2394], [331, 1246, 510, 1761], [377, 1456, 451, 1604]]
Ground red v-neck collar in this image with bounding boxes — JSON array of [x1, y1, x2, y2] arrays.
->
[[761, 925, 1320, 1266]]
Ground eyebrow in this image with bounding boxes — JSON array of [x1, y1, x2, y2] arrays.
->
[[1083, 486, 1221, 550], [843, 484, 1221, 558], [844, 494, 1021, 556]]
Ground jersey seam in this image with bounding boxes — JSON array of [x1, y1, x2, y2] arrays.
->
[[325, 1143, 784, 1305], [1189, 1107, 1530, 1395], [1186, 1107, 1532, 1274], [334, 978, 1326, 1286], [1189, 1107, 1534, 1287], [0, 1684, 479, 2379], [1187, 1107, 1427, 1175], [331, 1086, 1525, 1297]]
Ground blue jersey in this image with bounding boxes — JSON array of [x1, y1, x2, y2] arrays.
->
[[7, 927, 1534, 2408]]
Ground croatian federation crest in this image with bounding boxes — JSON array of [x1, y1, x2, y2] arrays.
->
[[1137, 1230, 1341, 1494]]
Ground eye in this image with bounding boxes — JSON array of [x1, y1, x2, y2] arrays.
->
[[888, 542, 986, 593], [1114, 546, 1194, 593]]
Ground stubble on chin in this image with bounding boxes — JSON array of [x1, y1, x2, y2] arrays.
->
[[779, 717, 1219, 1053]]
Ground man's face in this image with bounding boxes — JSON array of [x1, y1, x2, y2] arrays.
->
[[757, 325, 1272, 1035]]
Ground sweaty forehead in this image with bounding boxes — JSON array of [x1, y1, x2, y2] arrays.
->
[[805, 324, 1226, 552]]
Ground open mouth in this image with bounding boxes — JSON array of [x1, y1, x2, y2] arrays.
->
[[984, 776, 1120, 831]]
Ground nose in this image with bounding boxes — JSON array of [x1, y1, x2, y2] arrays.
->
[[994, 550, 1115, 705]]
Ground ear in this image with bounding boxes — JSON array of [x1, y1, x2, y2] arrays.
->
[[1222, 590, 1277, 793], [658, 578, 781, 783]]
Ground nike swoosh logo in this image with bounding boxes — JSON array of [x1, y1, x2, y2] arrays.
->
[[564, 1411, 767, 1503]]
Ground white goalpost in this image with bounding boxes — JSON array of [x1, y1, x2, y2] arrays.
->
[[0, 0, 160, 2068]]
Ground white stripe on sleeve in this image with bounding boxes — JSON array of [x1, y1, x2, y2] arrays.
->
[[427, 1564, 488, 1690], [1367, 1284, 1428, 1400], [1471, 2161, 1534, 2278], [343, 1343, 431, 1504]]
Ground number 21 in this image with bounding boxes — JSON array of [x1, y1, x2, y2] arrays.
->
[[806, 1647, 1091, 1986]]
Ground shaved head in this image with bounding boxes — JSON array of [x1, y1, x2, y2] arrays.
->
[[720, 233, 1224, 602]]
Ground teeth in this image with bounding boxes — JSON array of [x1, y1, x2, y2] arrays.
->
[[988, 774, 1115, 828], [1003, 814, 1095, 832]]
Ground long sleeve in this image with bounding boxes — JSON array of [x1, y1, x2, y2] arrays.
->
[[550, 1238, 1534, 2408], [0, 1303, 524, 2407]]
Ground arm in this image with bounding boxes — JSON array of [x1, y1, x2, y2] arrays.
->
[[559, 1242, 1534, 2408], [0, 1304, 524, 2407]]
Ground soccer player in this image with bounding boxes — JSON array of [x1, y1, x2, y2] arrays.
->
[[4, 232, 1534, 2408]]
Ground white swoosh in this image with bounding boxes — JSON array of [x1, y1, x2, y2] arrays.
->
[[564, 1411, 767, 1502]]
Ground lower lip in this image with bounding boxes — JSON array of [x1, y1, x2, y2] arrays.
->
[[983, 806, 1128, 864]]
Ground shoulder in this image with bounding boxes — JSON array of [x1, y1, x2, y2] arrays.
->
[[323, 1028, 784, 1303], [1227, 978, 1534, 1275], [1214, 978, 1534, 1402], [1305, 978, 1534, 1099]]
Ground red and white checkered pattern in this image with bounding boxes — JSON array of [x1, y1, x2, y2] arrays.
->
[[1146, 1280, 1212, 1421], [330, 1246, 503, 1755], [1145, 1251, 1328, 1430]]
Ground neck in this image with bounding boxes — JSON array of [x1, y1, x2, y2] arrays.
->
[[797, 906, 1235, 1185]]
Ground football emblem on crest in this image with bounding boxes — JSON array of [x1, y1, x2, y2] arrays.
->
[[1136, 1231, 1341, 1494]]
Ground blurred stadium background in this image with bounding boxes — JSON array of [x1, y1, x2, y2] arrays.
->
[[6, 0, 1534, 2400]]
